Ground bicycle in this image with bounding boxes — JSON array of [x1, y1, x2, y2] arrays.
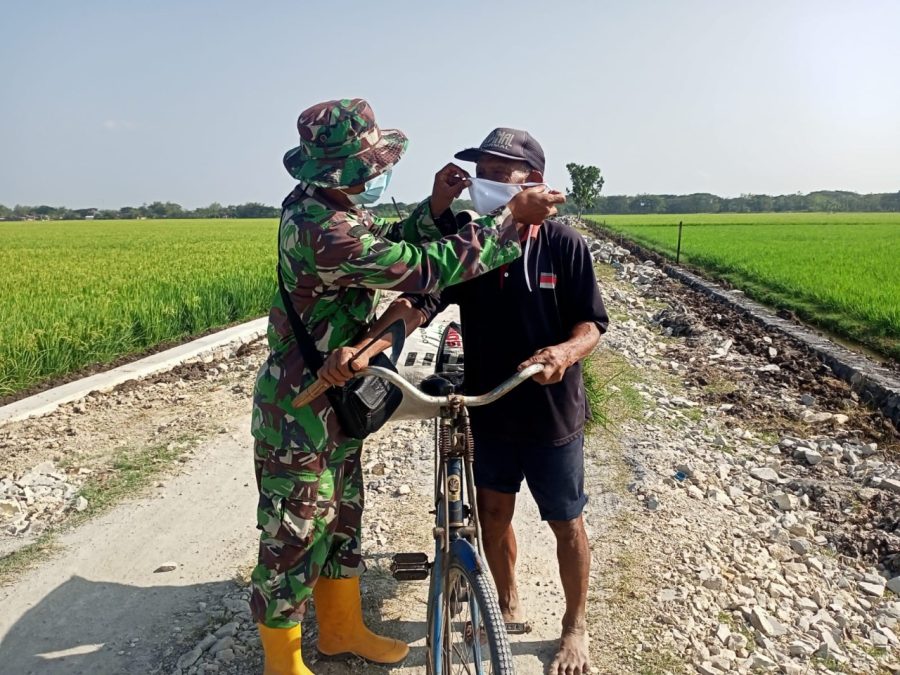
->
[[358, 362, 543, 675]]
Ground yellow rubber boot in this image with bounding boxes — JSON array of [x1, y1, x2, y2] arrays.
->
[[257, 623, 314, 675], [313, 577, 409, 664]]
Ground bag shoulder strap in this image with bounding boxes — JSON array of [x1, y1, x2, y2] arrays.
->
[[277, 263, 324, 373], [275, 197, 323, 374]]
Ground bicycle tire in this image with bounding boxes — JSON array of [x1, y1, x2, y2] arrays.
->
[[426, 552, 514, 674]]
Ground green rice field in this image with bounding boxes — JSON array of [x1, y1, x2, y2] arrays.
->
[[0, 219, 277, 397], [586, 212, 900, 361], [3, 212, 898, 399]]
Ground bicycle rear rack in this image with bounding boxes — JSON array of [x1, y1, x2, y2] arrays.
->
[[390, 552, 431, 581]]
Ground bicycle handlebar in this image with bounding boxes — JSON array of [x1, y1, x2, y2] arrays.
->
[[360, 363, 544, 408]]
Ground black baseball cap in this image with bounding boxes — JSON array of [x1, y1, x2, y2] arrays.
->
[[455, 127, 545, 173]]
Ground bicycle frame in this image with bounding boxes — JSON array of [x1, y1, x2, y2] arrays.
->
[[369, 363, 542, 674], [428, 401, 487, 673]]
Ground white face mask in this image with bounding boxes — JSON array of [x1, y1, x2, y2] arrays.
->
[[467, 177, 545, 214]]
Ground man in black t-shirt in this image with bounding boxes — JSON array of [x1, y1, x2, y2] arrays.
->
[[438, 130, 607, 675], [320, 128, 608, 674]]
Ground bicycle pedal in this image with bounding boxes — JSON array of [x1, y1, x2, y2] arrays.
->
[[390, 552, 430, 581]]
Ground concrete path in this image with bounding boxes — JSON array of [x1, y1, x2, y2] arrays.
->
[[0, 318, 266, 425]]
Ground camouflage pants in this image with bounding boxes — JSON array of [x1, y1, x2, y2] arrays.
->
[[250, 436, 365, 628]]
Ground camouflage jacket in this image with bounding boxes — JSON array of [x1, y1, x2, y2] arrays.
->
[[252, 185, 522, 449]]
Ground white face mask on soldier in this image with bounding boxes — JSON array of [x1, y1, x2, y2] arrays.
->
[[345, 169, 392, 206], [467, 177, 545, 214]]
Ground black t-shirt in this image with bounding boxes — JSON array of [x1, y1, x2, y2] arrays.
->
[[427, 219, 609, 447]]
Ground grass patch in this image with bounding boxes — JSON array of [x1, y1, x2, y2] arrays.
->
[[862, 645, 888, 659], [684, 407, 705, 423], [233, 561, 256, 587], [813, 655, 849, 672], [74, 441, 187, 519], [593, 262, 617, 283], [0, 533, 58, 585], [702, 378, 739, 397], [583, 351, 644, 432], [636, 651, 688, 675], [0, 439, 194, 584]]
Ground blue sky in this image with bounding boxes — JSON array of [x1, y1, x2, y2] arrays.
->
[[1, 0, 898, 208]]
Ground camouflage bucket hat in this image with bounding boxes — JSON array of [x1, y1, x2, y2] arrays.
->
[[283, 98, 409, 189]]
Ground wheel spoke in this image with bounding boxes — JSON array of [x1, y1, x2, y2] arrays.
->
[[443, 567, 494, 675]]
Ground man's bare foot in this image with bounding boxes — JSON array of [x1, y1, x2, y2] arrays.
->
[[549, 626, 591, 674], [500, 599, 528, 627]]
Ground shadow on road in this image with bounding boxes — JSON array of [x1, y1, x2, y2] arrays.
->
[[0, 574, 235, 675]]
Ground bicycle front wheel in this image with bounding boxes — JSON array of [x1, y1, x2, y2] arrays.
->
[[431, 552, 514, 675]]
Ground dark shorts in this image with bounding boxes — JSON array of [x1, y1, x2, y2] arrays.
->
[[473, 434, 587, 522]]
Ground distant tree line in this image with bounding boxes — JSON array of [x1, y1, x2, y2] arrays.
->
[[564, 189, 900, 215], [0, 201, 279, 221], [371, 190, 900, 217], [3, 189, 899, 222]]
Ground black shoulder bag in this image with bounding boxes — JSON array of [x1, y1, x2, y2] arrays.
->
[[276, 264, 403, 440]]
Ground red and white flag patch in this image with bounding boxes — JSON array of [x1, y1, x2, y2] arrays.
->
[[539, 272, 557, 289]]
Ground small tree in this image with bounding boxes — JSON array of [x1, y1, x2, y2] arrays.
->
[[565, 163, 605, 216]]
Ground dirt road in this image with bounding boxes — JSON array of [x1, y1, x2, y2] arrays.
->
[[0, 413, 257, 674]]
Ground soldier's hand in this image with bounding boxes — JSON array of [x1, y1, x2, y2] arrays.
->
[[319, 347, 369, 387], [508, 186, 566, 226], [430, 163, 471, 218]]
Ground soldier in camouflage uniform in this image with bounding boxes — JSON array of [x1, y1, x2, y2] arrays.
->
[[251, 98, 563, 675]]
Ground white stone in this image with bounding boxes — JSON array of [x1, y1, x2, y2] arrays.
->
[[772, 492, 797, 511], [658, 588, 678, 602], [788, 538, 812, 555], [881, 479, 900, 495], [716, 624, 731, 644], [796, 597, 818, 612], [177, 646, 203, 669], [707, 488, 733, 506], [769, 582, 792, 598], [209, 636, 233, 655], [880, 625, 899, 644], [871, 630, 889, 648], [815, 628, 844, 659], [788, 640, 814, 657], [744, 653, 777, 671], [802, 449, 822, 465], [197, 633, 217, 652], [750, 467, 779, 482], [703, 577, 726, 591], [749, 606, 777, 636], [214, 622, 238, 638], [859, 581, 885, 598]]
